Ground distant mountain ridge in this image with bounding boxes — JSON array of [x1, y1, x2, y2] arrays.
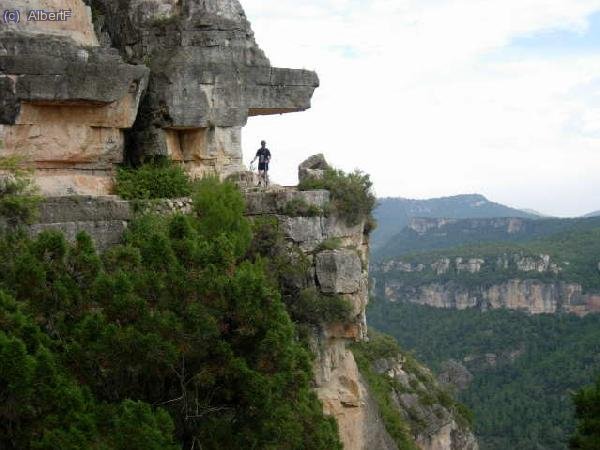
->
[[374, 215, 600, 260], [584, 210, 600, 218], [372, 194, 539, 250]]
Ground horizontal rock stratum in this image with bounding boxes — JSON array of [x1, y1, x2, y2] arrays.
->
[[0, 0, 318, 195]]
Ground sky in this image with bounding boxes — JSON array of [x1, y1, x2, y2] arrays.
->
[[241, 0, 600, 217]]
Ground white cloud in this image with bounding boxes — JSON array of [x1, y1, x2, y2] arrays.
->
[[241, 0, 600, 217]]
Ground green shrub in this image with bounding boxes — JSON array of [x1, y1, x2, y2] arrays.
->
[[352, 335, 418, 450], [0, 157, 41, 225], [115, 158, 192, 200], [287, 288, 353, 325], [192, 176, 252, 260], [298, 168, 376, 227]]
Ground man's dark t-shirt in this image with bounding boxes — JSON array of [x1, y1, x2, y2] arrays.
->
[[256, 148, 271, 170]]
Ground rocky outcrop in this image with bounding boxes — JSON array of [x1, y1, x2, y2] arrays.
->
[[406, 217, 527, 236], [89, 0, 318, 178], [298, 153, 331, 183], [379, 253, 562, 276], [382, 279, 600, 316], [372, 357, 478, 450], [437, 360, 474, 391], [0, 1, 149, 195], [1, 0, 318, 195], [245, 183, 385, 449]]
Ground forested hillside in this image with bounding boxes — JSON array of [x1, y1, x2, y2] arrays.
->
[[374, 216, 600, 261], [372, 194, 537, 250], [368, 299, 600, 450], [373, 224, 600, 294]]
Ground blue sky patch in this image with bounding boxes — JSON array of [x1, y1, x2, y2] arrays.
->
[[508, 11, 600, 54]]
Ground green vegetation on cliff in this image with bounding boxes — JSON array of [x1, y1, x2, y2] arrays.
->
[[371, 194, 537, 250], [0, 178, 341, 449], [352, 331, 474, 450], [0, 157, 41, 225], [352, 334, 419, 450], [115, 158, 192, 200], [368, 299, 600, 450], [375, 224, 600, 293], [298, 168, 376, 228], [374, 215, 600, 261]]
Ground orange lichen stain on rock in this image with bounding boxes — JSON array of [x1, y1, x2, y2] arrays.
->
[[16, 95, 140, 129], [2, 123, 123, 166], [34, 171, 114, 196], [324, 323, 362, 341]]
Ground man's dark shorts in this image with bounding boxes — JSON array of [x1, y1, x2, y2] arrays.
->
[[259, 162, 269, 171]]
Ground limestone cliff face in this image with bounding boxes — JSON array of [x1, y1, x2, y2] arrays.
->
[[376, 251, 600, 315], [0, 0, 149, 195], [89, 0, 318, 178], [382, 279, 600, 316], [373, 357, 478, 450], [245, 188, 381, 449], [244, 186, 479, 450], [1, 0, 318, 195], [2, 1, 472, 447]]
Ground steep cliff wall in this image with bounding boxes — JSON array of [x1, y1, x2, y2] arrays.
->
[[382, 279, 600, 315], [88, 0, 318, 177], [375, 253, 600, 316], [22, 188, 478, 450], [1, 0, 318, 194]]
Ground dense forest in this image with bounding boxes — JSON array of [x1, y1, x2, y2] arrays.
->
[[373, 224, 600, 293], [373, 215, 600, 261], [368, 298, 600, 450], [570, 377, 600, 448], [0, 178, 343, 449]]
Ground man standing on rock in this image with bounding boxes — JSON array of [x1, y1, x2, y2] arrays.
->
[[252, 140, 272, 187]]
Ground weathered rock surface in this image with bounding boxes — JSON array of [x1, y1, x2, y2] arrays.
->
[[382, 279, 600, 316], [245, 189, 329, 215], [298, 153, 331, 183], [2, 0, 99, 45], [316, 250, 363, 294], [1, 0, 318, 195], [437, 360, 473, 391], [89, 0, 318, 178], [0, 1, 149, 195], [245, 183, 384, 448], [24, 196, 132, 250], [311, 336, 399, 450], [379, 253, 562, 276], [373, 357, 479, 450]]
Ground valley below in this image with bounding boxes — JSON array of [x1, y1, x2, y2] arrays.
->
[[368, 195, 600, 449]]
